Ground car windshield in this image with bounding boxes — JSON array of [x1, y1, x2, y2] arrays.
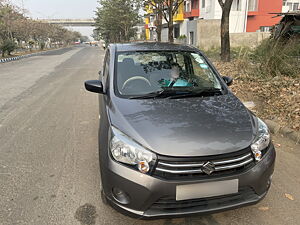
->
[[115, 51, 222, 97]]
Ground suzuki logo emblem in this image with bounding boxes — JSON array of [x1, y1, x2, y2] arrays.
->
[[202, 161, 215, 175]]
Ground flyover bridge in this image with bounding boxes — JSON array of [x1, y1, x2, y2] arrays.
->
[[39, 19, 95, 27]]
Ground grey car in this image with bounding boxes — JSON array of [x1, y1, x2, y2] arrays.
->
[[84, 42, 275, 219]]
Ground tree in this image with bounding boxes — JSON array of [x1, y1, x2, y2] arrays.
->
[[144, 0, 184, 43], [0, 1, 88, 57], [94, 0, 141, 43], [144, 1, 164, 42], [218, 0, 234, 62], [0, 39, 16, 56]]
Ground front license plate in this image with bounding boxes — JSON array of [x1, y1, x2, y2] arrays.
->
[[176, 179, 239, 201]]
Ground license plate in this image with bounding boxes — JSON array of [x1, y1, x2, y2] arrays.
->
[[176, 179, 239, 201]]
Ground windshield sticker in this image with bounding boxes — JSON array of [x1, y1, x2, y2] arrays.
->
[[191, 53, 204, 64], [200, 64, 209, 69]]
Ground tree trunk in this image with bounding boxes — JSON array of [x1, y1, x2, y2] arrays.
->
[[219, 0, 233, 62], [220, 10, 230, 61], [168, 0, 174, 43], [156, 8, 163, 42]]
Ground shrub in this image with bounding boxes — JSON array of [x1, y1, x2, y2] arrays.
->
[[251, 39, 300, 78], [0, 40, 17, 57], [39, 42, 46, 50]]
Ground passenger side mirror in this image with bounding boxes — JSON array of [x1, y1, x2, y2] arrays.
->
[[84, 80, 104, 94], [222, 76, 233, 86]]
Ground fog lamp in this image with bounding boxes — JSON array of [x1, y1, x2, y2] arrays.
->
[[112, 187, 130, 205]]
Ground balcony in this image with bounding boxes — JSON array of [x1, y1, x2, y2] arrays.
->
[[184, 8, 200, 18]]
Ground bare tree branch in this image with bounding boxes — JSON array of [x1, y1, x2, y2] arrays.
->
[[218, 0, 225, 9], [172, 0, 184, 15]]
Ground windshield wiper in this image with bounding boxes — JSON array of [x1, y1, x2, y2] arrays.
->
[[129, 89, 190, 99], [167, 88, 223, 99]]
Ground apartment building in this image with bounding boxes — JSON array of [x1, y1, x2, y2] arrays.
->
[[144, 0, 289, 42], [283, 0, 300, 12]]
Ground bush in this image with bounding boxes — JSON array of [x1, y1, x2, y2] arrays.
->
[[0, 40, 17, 57], [251, 39, 300, 78], [39, 42, 46, 50]]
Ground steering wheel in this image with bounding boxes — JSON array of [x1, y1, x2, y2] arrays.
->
[[122, 76, 151, 90]]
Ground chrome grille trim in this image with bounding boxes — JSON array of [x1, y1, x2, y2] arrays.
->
[[214, 158, 253, 171], [158, 162, 204, 168], [156, 167, 203, 174], [154, 151, 254, 177], [213, 153, 252, 165]]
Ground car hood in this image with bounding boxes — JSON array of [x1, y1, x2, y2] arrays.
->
[[108, 94, 256, 157]]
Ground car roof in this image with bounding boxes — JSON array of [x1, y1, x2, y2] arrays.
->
[[111, 42, 199, 52]]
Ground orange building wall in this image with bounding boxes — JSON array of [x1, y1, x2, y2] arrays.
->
[[246, 0, 283, 32]]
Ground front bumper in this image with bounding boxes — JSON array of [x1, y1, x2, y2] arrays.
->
[[101, 145, 276, 219]]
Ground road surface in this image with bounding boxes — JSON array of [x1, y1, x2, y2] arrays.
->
[[0, 46, 299, 225]]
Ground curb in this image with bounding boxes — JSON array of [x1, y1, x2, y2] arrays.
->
[[265, 119, 300, 144], [0, 47, 66, 64]]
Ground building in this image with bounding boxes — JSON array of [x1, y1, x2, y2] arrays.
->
[[144, 4, 156, 41], [144, 0, 289, 43], [246, 0, 284, 32], [283, 0, 300, 12]]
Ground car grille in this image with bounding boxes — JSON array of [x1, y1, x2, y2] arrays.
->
[[150, 187, 257, 211], [153, 149, 255, 180]]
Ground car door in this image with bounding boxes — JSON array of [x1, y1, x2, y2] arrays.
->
[[98, 49, 111, 167]]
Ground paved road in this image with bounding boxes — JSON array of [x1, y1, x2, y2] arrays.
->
[[0, 46, 299, 225]]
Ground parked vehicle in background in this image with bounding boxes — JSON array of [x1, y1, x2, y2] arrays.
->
[[84, 42, 276, 218]]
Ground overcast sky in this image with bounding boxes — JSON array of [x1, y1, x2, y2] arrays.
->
[[10, 0, 99, 39]]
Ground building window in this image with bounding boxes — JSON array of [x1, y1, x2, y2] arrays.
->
[[232, 0, 242, 11], [248, 0, 258, 11], [293, 3, 299, 10], [192, 0, 199, 9], [283, 1, 300, 11], [189, 31, 194, 45], [260, 26, 272, 32], [174, 24, 180, 39], [185, 0, 191, 12], [202, 0, 205, 8]]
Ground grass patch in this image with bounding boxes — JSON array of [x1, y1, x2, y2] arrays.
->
[[204, 39, 300, 79]]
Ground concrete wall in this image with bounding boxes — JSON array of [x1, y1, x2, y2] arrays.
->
[[197, 19, 221, 50], [161, 25, 169, 42], [187, 20, 198, 46], [197, 19, 270, 50], [199, 0, 248, 33]]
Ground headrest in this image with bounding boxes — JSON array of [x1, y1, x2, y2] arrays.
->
[[122, 58, 135, 66]]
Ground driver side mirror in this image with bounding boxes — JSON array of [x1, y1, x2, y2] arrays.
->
[[222, 76, 233, 86], [84, 80, 104, 94]]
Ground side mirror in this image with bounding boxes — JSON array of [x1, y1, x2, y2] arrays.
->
[[98, 70, 102, 76], [84, 80, 104, 94], [222, 76, 233, 86]]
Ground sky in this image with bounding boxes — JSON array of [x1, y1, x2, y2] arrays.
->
[[10, 0, 99, 39]]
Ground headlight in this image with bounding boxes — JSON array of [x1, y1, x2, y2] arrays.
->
[[110, 127, 157, 174], [251, 118, 270, 161]]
